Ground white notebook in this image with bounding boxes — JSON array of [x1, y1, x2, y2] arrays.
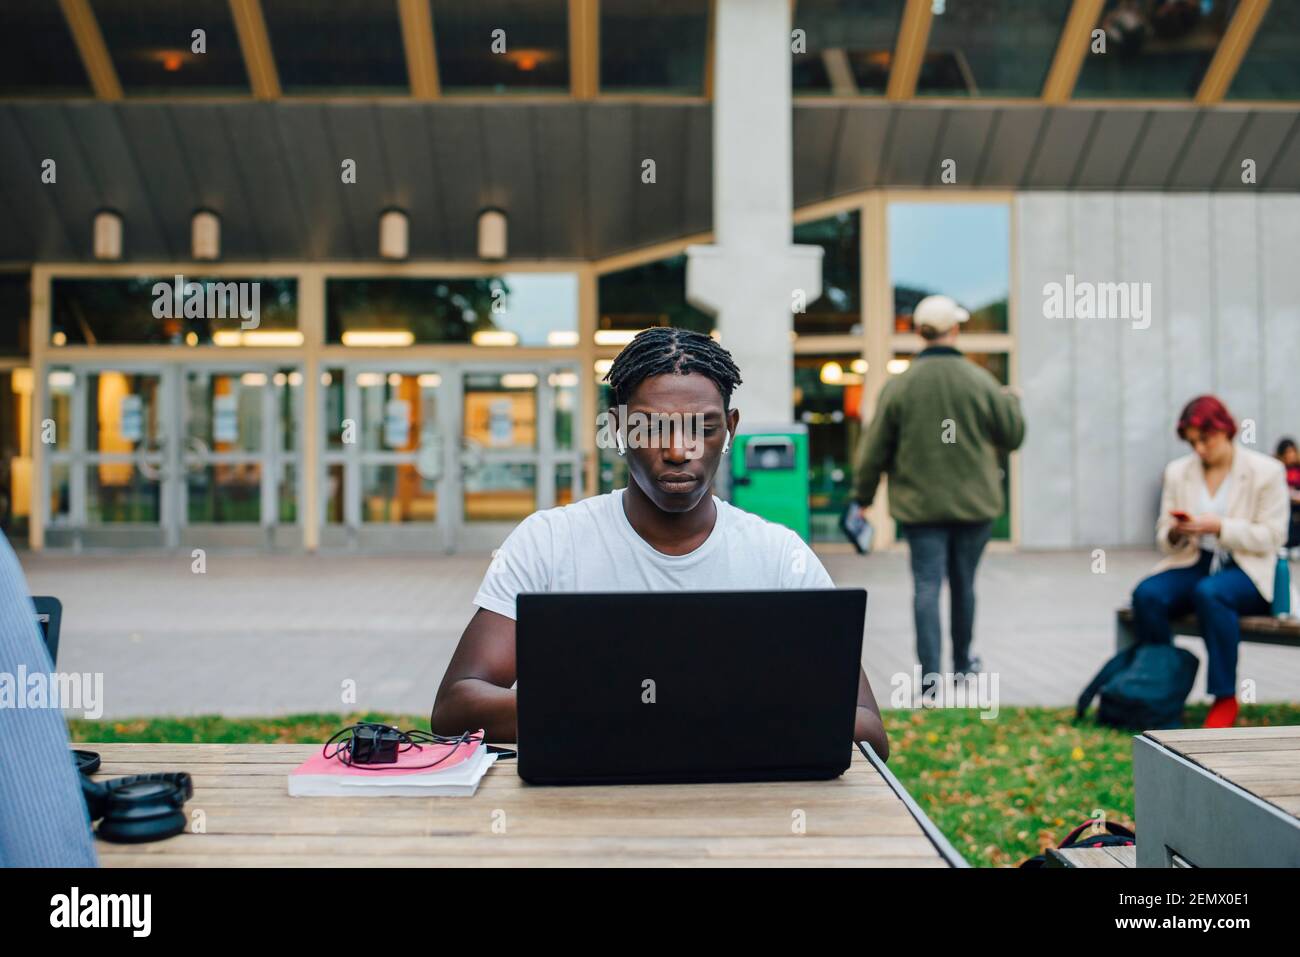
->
[[288, 742, 498, 798]]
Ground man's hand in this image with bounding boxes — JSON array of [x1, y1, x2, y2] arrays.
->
[[431, 608, 519, 741]]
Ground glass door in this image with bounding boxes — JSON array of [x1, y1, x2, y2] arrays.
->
[[455, 363, 580, 551], [42, 362, 299, 550], [320, 365, 452, 551], [319, 362, 581, 552], [44, 365, 172, 548], [179, 365, 302, 549]]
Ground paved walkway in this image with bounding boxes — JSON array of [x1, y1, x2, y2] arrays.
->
[[18, 547, 1300, 718]]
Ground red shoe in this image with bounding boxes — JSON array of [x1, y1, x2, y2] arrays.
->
[[1202, 696, 1239, 728]]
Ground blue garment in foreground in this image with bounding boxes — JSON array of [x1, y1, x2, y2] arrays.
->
[[1131, 549, 1270, 699], [0, 532, 98, 866]]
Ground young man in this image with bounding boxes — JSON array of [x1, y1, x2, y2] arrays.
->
[[432, 327, 888, 758], [851, 295, 1025, 691]]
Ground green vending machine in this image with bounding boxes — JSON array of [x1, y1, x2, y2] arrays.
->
[[730, 424, 810, 541]]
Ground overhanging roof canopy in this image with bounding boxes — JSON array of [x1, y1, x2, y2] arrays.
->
[[1, 99, 1297, 264]]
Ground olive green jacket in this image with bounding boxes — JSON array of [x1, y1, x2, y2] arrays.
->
[[852, 347, 1025, 524]]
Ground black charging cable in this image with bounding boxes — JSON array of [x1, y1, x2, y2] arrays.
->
[[322, 722, 486, 770]]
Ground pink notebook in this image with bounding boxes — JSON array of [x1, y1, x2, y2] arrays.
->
[[288, 731, 494, 797]]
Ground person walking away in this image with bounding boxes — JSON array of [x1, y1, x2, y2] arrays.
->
[[849, 295, 1025, 692]]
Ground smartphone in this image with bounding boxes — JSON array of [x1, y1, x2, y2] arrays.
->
[[1170, 510, 1192, 522]]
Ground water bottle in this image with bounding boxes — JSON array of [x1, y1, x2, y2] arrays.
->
[[1274, 549, 1292, 618]]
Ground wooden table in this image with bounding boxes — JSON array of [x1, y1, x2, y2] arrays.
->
[[79, 741, 962, 868], [1134, 726, 1300, 867]]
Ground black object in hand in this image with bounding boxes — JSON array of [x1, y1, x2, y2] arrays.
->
[[840, 504, 874, 555]]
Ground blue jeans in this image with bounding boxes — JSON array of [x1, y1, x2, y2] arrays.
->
[[1131, 550, 1269, 698], [903, 522, 992, 678]]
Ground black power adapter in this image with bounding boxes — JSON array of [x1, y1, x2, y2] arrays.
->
[[351, 724, 402, 765]]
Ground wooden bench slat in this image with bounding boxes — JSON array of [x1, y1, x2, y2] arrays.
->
[[1118, 607, 1300, 634], [1047, 846, 1131, 868]]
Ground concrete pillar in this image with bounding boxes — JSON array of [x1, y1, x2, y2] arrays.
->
[[686, 0, 822, 425]]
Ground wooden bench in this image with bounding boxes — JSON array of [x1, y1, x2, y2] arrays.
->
[[1045, 845, 1137, 868], [1116, 607, 1300, 652]]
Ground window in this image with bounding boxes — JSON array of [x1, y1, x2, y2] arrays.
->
[[90, 0, 248, 95], [888, 202, 1009, 333], [1074, 0, 1238, 99], [0, 0, 91, 97], [795, 354, 863, 542], [600, 0, 709, 94], [791, 0, 906, 95], [0, 274, 31, 357], [597, 381, 628, 494], [0, 369, 33, 543], [918, 0, 1073, 97], [51, 278, 298, 346], [597, 256, 712, 340], [327, 275, 578, 347], [886, 200, 1014, 541], [262, 0, 408, 94], [1229, 2, 1300, 100], [794, 211, 861, 336], [433, 0, 569, 94]]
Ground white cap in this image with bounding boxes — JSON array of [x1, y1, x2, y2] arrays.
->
[[912, 295, 969, 333]]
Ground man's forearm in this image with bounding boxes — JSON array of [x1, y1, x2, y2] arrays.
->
[[431, 679, 518, 742], [854, 706, 889, 762]]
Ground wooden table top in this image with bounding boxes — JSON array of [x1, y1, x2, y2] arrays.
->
[[78, 742, 953, 868], [1144, 726, 1300, 820]]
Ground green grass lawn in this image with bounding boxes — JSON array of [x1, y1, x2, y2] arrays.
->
[[69, 703, 1300, 868]]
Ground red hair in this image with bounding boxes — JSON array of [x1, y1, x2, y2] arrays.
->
[[1177, 395, 1236, 442]]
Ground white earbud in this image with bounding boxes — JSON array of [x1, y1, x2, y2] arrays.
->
[[615, 429, 627, 457], [722, 431, 731, 454]]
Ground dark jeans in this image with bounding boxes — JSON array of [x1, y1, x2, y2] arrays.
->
[[1131, 550, 1269, 698], [903, 521, 992, 678]]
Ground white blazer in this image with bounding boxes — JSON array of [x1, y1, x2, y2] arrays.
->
[[1152, 446, 1289, 603]]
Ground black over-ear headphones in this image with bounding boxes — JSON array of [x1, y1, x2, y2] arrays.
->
[[75, 750, 193, 843]]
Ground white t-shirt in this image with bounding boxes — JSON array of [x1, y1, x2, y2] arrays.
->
[[473, 488, 834, 620]]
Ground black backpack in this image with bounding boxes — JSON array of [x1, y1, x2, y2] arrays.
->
[[1020, 819, 1137, 868], [1076, 643, 1199, 730]]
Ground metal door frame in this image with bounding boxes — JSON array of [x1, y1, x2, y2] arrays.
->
[[319, 359, 582, 553], [42, 362, 176, 549], [176, 362, 302, 550], [41, 360, 299, 550]]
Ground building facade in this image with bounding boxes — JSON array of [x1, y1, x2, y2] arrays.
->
[[0, 1, 1297, 552]]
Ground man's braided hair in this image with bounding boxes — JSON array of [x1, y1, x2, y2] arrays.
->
[[603, 327, 743, 408]]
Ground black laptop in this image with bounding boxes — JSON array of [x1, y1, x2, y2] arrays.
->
[[516, 589, 866, 785]]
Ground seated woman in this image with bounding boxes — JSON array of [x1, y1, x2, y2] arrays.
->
[[1131, 395, 1289, 728]]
